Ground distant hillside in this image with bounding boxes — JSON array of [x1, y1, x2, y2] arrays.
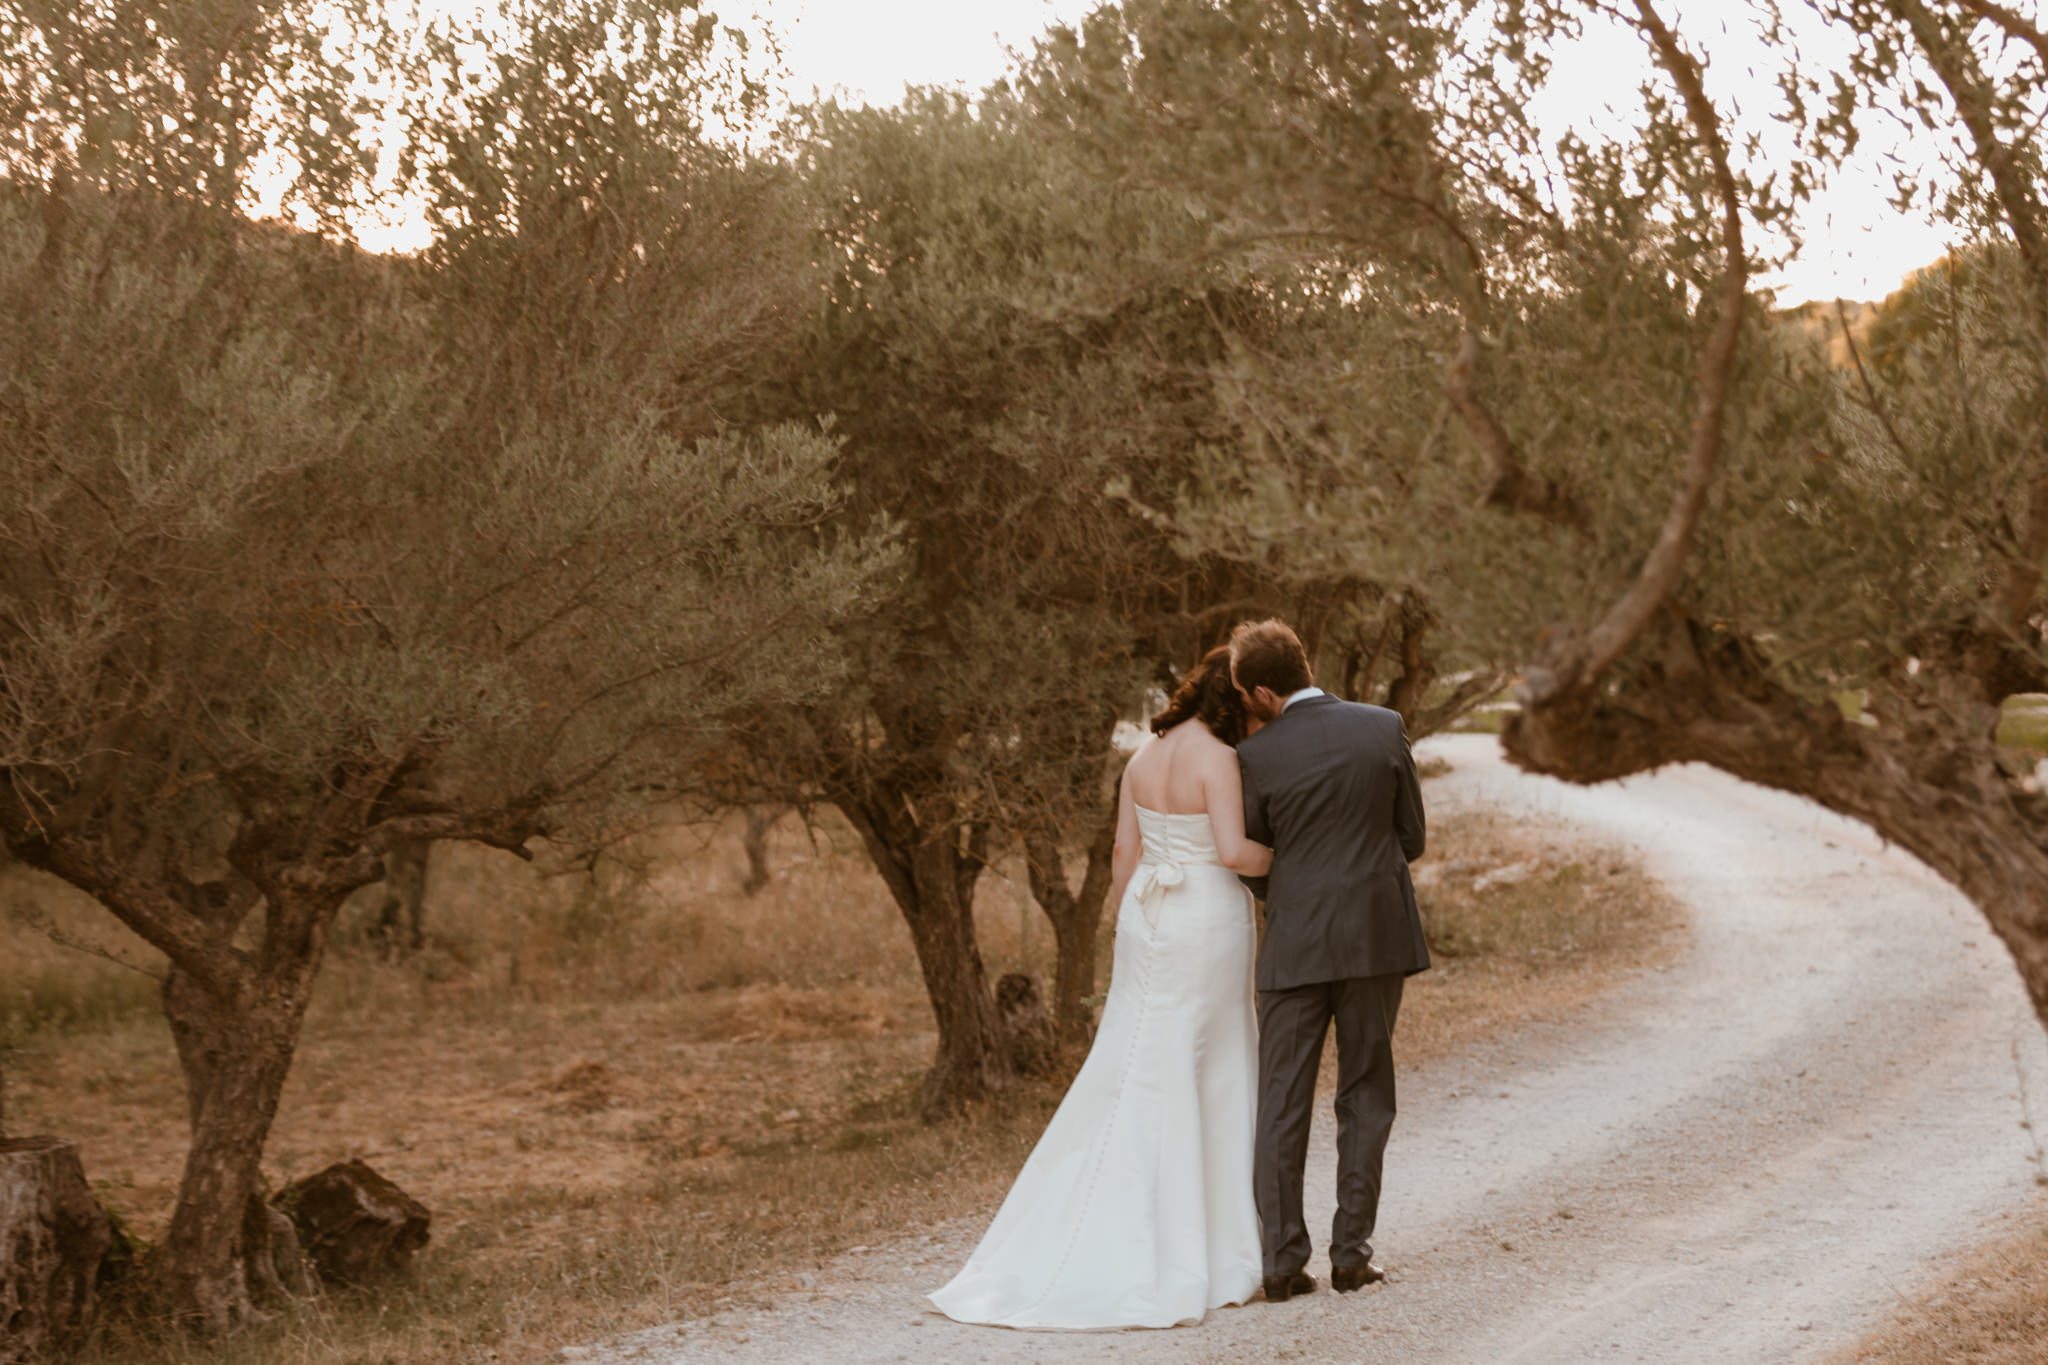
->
[[1776, 294, 1881, 369]]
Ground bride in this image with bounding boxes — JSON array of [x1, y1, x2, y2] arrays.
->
[[929, 646, 1273, 1330]]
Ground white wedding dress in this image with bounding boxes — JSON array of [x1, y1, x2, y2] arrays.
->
[[929, 806, 1262, 1330]]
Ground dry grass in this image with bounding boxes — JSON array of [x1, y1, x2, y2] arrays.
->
[[2, 778, 1679, 1365], [1398, 808, 1684, 1074], [1832, 1211, 2048, 1364], [1997, 693, 2048, 753]]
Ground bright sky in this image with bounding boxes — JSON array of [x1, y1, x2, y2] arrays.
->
[[749, 0, 1958, 305], [346, 2, 1958, 300], [749, 0, 1093, 107]]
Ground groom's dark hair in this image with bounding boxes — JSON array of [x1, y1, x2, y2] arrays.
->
[[1229, 618, 1313, 696]]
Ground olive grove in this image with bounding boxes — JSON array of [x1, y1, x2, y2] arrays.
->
[[14, 0, 2048, 1335]]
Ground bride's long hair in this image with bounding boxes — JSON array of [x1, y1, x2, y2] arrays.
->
[[1149, 646, 1249, 746]]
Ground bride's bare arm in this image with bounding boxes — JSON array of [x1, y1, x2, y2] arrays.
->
[[1106, 760, 1142, 911], [1204, 748, 1272, 876]]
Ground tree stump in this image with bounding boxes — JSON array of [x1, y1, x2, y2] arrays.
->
[[0, 1137, 113, 1363], [996, 972, 1056, 1077], [274, 1160, 430, 1284]]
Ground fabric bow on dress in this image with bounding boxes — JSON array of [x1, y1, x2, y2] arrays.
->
[[1128, 859, 1186, 929]]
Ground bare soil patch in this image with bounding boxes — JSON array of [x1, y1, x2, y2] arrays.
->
[[1, 772, 1678, 1365]]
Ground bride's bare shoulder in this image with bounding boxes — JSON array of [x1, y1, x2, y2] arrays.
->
[[1123, 728, 1163, 769], [1159, 721, 1234, 767]]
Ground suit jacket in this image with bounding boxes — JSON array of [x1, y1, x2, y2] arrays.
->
[[1237, 694, 1429, 991]]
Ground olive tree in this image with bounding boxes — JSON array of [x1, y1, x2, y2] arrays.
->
[[1027, 0, 2048, 1029], [0, 0, 886, 1329], [732, 91, 1385, 1113]]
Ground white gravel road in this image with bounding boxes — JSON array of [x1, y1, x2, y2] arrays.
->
[[582, 735, 2048, 1364]]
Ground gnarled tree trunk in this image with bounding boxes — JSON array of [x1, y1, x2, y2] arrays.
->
[[836, 787, 1011, 1119], [1338, 592, 1501, 737], [152, 895, 332, 1331], [1504, 617, 2048, 1031], [1492, 0, 2048, 1041], [0, 786, 536, 1333], [1021, 808, 1118, 1053]]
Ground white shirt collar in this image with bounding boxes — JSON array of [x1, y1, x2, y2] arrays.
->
[[1280, 686, 1326, 712]]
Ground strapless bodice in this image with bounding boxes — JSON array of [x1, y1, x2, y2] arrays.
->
[[1128, 806, 1227, 929], [1135, 805, 1220, 865]]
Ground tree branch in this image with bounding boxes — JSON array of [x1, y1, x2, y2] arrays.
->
[[1020, 821, 1077, 922], [1409, 670, 1510, 738], [1447, 328, 1589, 528], [1954, 0, 2048, 70], [1524, 0, 1749, 705], [17, 912, 166, 982], [1899, 0, 2048, 640], [15, 830, 241, 997], [1900, 0, 2048, 317], [1834, 298, 1916, 464], [1243, 37, 1589, 534], [280, 800, 545, 903]]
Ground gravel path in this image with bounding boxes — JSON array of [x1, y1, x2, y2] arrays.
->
[[581, 736, 2048, 1364]]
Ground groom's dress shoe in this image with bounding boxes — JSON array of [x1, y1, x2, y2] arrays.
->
[[1330, 1262, 1388, 1292], [1262, 1271, 1316, 1303]]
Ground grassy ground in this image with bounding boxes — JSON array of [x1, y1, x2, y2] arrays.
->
[[3, 770, 1681, 1365], [1834, 1212, 2048, 1364], [1998, 693, 2048, 753], [1444, 703, 1514, 735]]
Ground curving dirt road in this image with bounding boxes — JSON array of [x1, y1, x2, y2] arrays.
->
[[587, 735, 2048, 1364]]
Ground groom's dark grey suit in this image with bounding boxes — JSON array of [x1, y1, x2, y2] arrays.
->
[[1237, 691, 1428, 1279]]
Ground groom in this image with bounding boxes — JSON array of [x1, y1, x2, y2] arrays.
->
[[1230, 618, 1429, 1303]]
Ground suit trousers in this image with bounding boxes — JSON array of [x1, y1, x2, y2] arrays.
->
[[1254, 972, 1405, 1277]]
